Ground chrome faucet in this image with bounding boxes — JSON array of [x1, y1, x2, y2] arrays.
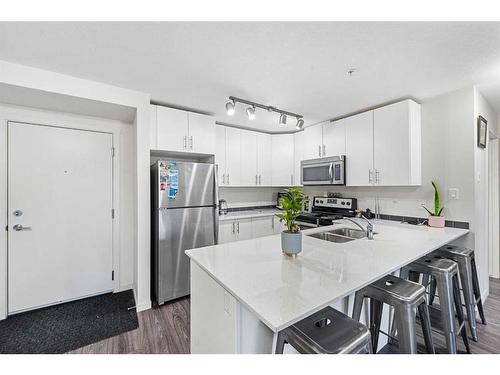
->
[[342, 215, 374, 240]]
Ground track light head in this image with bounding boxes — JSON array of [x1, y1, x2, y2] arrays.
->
[[279, 113, 287, 126], [225, 100, 235, 116], [246, 106, 256, 120], [295, 118, 304, 130]]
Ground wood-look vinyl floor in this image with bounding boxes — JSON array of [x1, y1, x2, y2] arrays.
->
[[70, 278, 500, 354]]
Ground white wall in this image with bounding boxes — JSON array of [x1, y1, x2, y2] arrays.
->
[[0, 60, 152, 317], [474, 88, 498, 296], [219, 187, 280, 208]]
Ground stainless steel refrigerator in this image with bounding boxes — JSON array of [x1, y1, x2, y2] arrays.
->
[[151, 160, 218, 305]]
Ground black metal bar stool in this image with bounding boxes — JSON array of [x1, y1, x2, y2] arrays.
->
[[275, 307, 372, 354], [429, 244, 486, 342], [352, 274, 434, 354], [401, 255, 471, 354]]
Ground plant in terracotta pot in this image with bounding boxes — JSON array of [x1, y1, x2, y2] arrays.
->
[[276, 187, 305, 256], [422, 181, 445, 228]]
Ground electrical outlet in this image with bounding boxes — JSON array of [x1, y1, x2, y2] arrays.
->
[[448, 188, 459, 200]]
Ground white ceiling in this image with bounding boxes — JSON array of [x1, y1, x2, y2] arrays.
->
[[1, 22, 500, 132]]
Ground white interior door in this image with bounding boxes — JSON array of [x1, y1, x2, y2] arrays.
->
[[8, 122, 113, 314]]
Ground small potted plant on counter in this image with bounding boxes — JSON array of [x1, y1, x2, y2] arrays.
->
[[276, 187, 305, 257], [422, 181, 445, 228]]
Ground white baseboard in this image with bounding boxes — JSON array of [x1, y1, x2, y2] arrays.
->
[[136, 300, 152, 312]]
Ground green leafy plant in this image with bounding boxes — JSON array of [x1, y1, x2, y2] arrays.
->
[[422, 181, 444, 217], [276, 188, 305, 233]]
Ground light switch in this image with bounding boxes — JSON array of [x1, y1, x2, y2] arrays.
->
[[449, 188, 459, 200]]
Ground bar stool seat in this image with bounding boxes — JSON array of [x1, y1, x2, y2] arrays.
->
[[401, 255, 471, 354], [352, 274, 434, 354], [275, 307, 372, 354], [430, 244, 486, 342]]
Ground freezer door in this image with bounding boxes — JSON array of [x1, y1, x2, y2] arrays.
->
[[157, 160, 215, 208], [156, 206, 217, 304]]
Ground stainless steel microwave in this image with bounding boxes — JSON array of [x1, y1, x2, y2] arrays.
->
[[301, 156, 345, 185]]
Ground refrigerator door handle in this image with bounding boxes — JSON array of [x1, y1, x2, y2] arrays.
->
[[214, 164, 220, 244]]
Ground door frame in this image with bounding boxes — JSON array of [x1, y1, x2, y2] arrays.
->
[[0, 104, 124, 319]]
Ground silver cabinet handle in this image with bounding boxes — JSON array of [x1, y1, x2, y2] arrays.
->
[[318, 145, 321, 157], [322, 144, 326, 157], [255, 174, 258, 185], [227, 174, 230, 184], [291, 175, 293, 185], [375, 169, 380, 184], [13, 224, 31, 231], [222, 173, 226, 185], [259, 174, 261, 185], [369, 169, 373, 184], [237, 221, 240, 234], [190, 136, 193, 150], [183, 136, 187, 150], [232, 222, 235, 234]]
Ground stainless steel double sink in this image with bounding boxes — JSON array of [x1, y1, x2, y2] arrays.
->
[[306, 227, 375, 243]]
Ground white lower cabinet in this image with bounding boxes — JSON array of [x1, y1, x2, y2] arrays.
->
[[252, 216, 275, 238], [218, 215, 282, 244], [218, 218, 252, 244]]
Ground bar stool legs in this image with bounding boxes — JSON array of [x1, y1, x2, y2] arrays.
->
[[471, 257, 486, 325]]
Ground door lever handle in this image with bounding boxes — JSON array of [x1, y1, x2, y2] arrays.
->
[[13, 224, 31, 231]]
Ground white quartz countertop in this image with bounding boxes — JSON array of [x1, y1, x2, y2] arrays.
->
[[186, 219, 468, 333], [219, 208, 281, 221]]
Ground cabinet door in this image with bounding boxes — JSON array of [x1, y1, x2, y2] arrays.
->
[[345, 111, 374, 186], [301, 124, 323, 160], [271, 134, 295, 186], [294, 132, 304, 186], [240, 130, 258, 186], [251, 216, 274, 238], [236, 219, 252, 241], [373, 100, 411, 186], [149, 105, 158, 150], [257, 133, 272, 186], [157, 106, 189, 152], [322, 119, 346, 157], [188, 112, 215, 154], [272, 216, 286, 234], [215, 125, 227, 185], [218, 220, 235, 244], [225, 127, 241, 186]]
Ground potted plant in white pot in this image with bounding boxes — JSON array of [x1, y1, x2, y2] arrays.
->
[[276, 188, 305, 257], [422, 181, 445, 228]]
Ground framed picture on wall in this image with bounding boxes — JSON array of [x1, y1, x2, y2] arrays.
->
[[477, 115, 487, 149]]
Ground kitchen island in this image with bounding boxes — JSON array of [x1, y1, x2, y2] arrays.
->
[[185, 219, 468, 353]]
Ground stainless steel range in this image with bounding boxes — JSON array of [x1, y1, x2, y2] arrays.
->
[[296, 196, 357, 229]]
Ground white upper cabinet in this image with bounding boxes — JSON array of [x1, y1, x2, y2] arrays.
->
[[215, 125, 227, 185], [345, 111, 374, 186], [293, 131, 304, 186], [154, 105, 215, 154], [271, 134, 295, 186], [224, 127, 242, 186], [257, 133, 272, 186], [157, 105, 189, 152], [373, 100, 421, 186], [322, 119, 346, 157], [301, 125, 323, 160], [188, 112, 215, 154], [240, 129, 258, 186], [345, 99, 421, 187]]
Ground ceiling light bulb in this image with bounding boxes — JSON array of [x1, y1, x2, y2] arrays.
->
[[279, 113, 287, 126], [246, 106, 256, 120], [225, 100, 235, 116], [296, 118, 304, 130]]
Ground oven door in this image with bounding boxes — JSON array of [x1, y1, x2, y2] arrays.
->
[[301, 160, 334, 185]]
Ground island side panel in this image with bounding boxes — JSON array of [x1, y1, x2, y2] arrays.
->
[[190, 261, 239, 353]]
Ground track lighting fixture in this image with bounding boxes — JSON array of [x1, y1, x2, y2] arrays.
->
[[279, 113, 287, 126], [295, 117, 304, 130], [246, 106, 256, 120], [225, 100, 235, 116], [224, 96, 303, 129]]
